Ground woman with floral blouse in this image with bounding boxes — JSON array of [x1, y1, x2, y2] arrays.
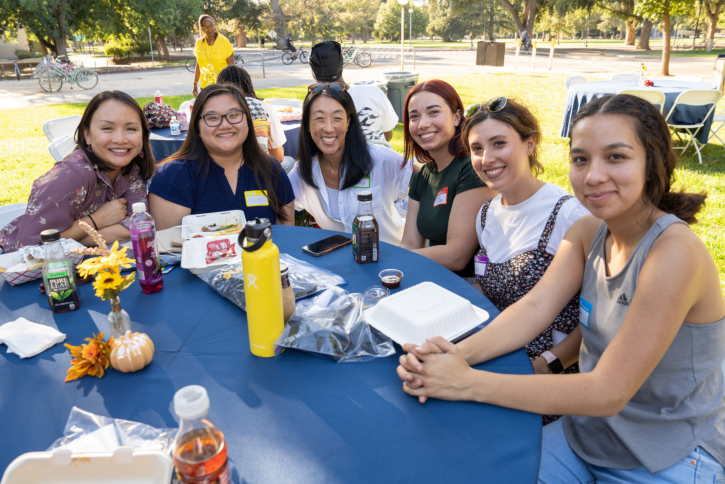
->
[[0, 91, 155, 253]]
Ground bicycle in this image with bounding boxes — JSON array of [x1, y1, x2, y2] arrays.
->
[[342, 47, 372, 68], [282, 47, 308, 65], [37, 55, 98, 92], [12, 60, 20, 80], [520, 40, 532, 54], [185, 58, 196, 72]]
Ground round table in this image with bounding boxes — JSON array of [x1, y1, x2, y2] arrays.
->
[[560, 79, 718, 143], [150, 121, 301, 162], [0, 226, 541, 483]]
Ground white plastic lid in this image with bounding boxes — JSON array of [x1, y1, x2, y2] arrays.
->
[[174, 385, 210, 420], [132, 202, 146, 214]]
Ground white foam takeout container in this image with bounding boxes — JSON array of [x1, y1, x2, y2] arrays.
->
[[181, 235, 242, 275], [0, 448, 173, 484], [0, 240, 85, 286], [180, 210, 246, 240], [363, 281, 489, 346]]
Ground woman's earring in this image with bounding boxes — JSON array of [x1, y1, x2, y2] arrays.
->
[[87, 145, 93, 153], [138, 151, 144, 159]]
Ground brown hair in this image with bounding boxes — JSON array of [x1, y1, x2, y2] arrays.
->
[[75, 90, 155, 181], [461, 97, 544, 176], [159, 83, 290, 223], [401, 80, 467, 168], [569, 94, 706, 224]]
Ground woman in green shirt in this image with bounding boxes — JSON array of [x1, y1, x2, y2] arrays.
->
[[399, 80, 495, 279]]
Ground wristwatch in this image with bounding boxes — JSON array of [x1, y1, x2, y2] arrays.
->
[[541, 351, 564, 374]]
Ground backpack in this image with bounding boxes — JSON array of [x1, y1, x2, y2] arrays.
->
[[143, 102, 179, 129]]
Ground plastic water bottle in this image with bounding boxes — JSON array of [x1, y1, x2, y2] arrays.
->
[[41, 229, 81, 313], [129, 202, 163, 294], [170, 116, 180, 136], [173, 386, 231, 484], [155, 89, 163, 104]]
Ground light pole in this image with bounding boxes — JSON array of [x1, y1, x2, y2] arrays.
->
[[409, 8, 413, 48], [397, 0, 408, 70]]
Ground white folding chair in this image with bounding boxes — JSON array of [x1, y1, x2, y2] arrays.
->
[[0, 203, 28, 229], [48, 135, 78, 162], [609, 73, 640, 82], [665, 89, 723, 164], [265, 98, 303, 109], [179, 100, 193, 113], [42, 115, 82, 142], [708, 106, 725, 145], [618, 89, 667, 114], [565, 76, 586, 89], [674, 75, 703, 83]]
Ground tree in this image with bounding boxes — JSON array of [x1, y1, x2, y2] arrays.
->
[[374, 1, 404, 41], [636, 0, 693, 75], [427, 0, 468, 42], [704, 0, 725, 50], [334, 0, 381, 42]]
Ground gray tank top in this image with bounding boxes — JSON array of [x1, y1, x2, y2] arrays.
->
[[562, 214, 725, 473]]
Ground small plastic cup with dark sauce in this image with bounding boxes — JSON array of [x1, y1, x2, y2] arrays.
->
[[379, 269, 403, 290]]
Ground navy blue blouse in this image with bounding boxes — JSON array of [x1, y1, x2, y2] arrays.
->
[[150, 158, 294, 224]]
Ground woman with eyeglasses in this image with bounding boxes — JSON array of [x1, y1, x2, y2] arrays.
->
[[287, 82, 413, 244], [193, 14, 234, 98], [149, 84, 295, 230], [397, 94, 725, 482], [399, 80, 495, 280]]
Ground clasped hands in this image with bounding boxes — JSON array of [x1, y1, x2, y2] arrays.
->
[[396, 336, 474, 404]]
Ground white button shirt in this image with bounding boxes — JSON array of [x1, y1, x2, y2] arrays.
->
[[288, 143, 413, 245]]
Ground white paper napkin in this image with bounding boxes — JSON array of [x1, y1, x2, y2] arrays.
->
[[0, 317, 66, 358]]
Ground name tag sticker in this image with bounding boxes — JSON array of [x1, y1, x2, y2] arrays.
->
[[352, 175, 371, 189], [433, 188, 448, 207], [244, 190, 269, 207], [579, 297, 593, 329], [474, 255, 488, 278]]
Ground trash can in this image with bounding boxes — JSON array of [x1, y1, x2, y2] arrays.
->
[[382, 71, 420, 121], [351, 79, 388, 96], [476, 42, 505, 66], [713, 55, 725, 93]]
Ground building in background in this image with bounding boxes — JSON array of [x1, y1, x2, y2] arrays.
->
[[0, 29, 30, 59]]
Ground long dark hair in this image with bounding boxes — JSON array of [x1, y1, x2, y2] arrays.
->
[[218, 65, 259, 99], [461, 98, 544, 176], [75, 90, 155, 181], [297, 87, 373, 190], [402, 79, 467, 168], [570, 94, 706, 224], [160, 83, 289, 223]]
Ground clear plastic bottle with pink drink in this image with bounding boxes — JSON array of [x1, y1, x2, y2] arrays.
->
[[130, 202, 163, 294]]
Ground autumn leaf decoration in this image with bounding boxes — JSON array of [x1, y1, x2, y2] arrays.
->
[[64, 332, 115, 382]]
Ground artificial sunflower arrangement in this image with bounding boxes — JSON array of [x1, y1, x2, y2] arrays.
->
[[640, 63, 648, 75], [64, 332, 114, 382]]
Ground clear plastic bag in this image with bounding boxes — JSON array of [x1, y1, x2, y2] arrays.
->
[[46, 406, 177, 453], [198, 253, 346, 311], [275, 286, 396, 363]]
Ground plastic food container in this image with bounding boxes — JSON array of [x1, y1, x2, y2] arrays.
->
[[379, 269, 403, 289], [0, 240, 84, 286], [180, 210, 246, 239], [181, 236, 242, 275], [364, 281, 489, 346], [1, 448, 173, 484]]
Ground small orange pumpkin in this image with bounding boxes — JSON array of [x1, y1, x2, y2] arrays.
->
[[110, 330, 154, 373]]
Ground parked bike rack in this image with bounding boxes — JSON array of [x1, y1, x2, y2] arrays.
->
[[236, 53, 267, 78], [362, 47, 416, 69]]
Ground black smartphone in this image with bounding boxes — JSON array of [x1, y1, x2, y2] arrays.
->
[[302, 234, 352, 257]]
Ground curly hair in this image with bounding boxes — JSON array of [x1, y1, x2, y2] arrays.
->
[[570, 94, 706, 224], [217, 65, 259, 99]]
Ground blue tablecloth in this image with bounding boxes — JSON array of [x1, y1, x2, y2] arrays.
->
[[0, 226, 540, 483], [560, 79, 718, 143], [150, 121, 301, 162]]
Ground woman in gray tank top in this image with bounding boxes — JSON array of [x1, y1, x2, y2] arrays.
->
[[396, 94, 725, 483]]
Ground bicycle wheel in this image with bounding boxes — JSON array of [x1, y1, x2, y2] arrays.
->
[[185, 58, 196, 72], [355, 52, 372, 68], [14, 65, 20, 81], [75, 68, 98, 89], [39, 71, 63, 92], [282, 53, 293, 65], [299, 51, 309, 64], [234, 54, 244, 66]]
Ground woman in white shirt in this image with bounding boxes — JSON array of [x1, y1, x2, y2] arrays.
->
[[288, 83, 413, 244]]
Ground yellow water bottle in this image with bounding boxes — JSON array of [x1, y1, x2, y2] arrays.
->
[[239, 218, 284, 358]]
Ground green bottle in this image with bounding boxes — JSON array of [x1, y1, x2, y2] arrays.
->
[[41, 229, 81, 313]]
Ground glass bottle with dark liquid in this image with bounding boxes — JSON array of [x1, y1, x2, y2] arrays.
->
[[352, 191, 379, 264], [173, 386, 231, 484]]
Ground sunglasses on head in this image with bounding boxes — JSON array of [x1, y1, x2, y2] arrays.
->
[[464, 97, 508, 118], [307, 82, 348, 94]]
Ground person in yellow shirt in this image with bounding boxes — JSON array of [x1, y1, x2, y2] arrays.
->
[[193, 14, 234, 96]]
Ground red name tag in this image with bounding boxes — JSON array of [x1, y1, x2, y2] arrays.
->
[[433, 188, 448, 207]]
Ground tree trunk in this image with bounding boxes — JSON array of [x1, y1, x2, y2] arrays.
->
[[54, 0, 69, 56], [269, 0, 287, 48], [525, 0, 537, 33], [487, 7, 494, 40], [705, 0, 724, 51], [237, 23, 247, 48], [661, 12, 671, 76], [624, 19, 636, 45], [495, 0, 524, 33], [637, 19, 652, 50], [158, 37, 170, 61]]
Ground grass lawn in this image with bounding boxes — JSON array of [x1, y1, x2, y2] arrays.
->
[[2, 73, 725, 290]]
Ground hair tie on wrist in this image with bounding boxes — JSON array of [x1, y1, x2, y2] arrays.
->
[[88, 214, 99, 231]]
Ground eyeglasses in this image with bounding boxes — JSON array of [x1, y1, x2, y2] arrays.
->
[[307, 82, 348, 94], [201, 109, 245, 127], [464, 97, 508, 118], [201, 23, 215, 31]]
